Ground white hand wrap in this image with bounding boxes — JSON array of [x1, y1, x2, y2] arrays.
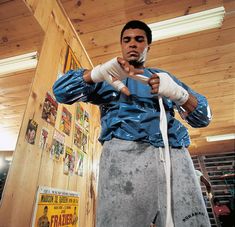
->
[[158, 72, 189, 105], [91, 58, 127, 91]]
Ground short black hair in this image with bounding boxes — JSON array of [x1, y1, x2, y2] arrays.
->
[[120, 20, 152, 44]]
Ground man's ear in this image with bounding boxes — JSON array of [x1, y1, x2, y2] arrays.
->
[[147, 46, 150, 52]]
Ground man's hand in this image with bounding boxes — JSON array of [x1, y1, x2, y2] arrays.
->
[[117, 57, 147, 83], [89, 57, 144, 96], [148, 73, 189, 106], [207, 192, 213, 200]]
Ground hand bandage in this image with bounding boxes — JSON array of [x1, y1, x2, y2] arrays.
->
[[158, 72, 189, 105], [91, 58, 127, 91]]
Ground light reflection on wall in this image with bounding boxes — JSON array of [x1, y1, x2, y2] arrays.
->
[[0, 130, 17, 151], [0, 115, 16, 201], [0, 154, 12, 200]]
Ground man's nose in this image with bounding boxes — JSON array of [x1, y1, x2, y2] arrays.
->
[[129, 43, 137, 48], [129, 39, 137, 48]]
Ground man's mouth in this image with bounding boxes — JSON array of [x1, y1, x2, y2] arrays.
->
[[127, 51, 139, 57]]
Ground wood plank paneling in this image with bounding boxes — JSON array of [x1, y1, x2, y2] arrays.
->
[[0, 1, 100, 227], [0, 0, 234, 226], [0, 0, 44, 59], [61, 0, 222, 34], [0, 69, 34, 150]]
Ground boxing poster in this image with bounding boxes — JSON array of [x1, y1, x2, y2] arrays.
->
[[75, 103, 84, 127], [50, 130, 65, 161], [39, 127, 49, 150], [73, 123, 83, 149], [32, 186, 80, 227], [41, 92, 58, 126], [60, 107, 72, 136], [25, 119, 38, 145], [75, 150, 84, 177], [63, 146, 75, 176]]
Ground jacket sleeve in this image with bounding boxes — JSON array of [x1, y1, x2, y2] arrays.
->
[[52, 69, 97, 105], [52, 69, 119, 105], [183, 90, 212, 128], [172, 75, 212, 128]]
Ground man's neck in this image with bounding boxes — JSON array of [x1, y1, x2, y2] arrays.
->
[[128, 60, 145, 68]]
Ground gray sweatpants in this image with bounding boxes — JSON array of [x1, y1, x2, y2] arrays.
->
[[96, 138, 211, 227]]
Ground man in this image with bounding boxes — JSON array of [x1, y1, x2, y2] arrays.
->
[[37, 206, 50, 227], [72, 207, 78, 226], [53, 20, 212, 227]]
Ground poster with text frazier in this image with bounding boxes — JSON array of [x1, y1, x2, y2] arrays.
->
[[32, 186, 80, 227]]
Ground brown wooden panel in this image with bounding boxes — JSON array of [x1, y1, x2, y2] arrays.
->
[[0, 0, 234, 226], [0, 70, 34, 149], [0, 0, 30, 20], [0, 0, 44, 59], [62, 0, 222, 34], [189, 140, 235, 155], [88, 20, 235, 65]]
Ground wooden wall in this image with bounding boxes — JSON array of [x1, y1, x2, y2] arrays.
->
[[0, 0, 101, 226], [0, 0, 44, 151]]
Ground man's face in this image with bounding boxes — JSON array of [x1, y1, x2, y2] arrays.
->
[[43, 207, 48, 215], [121, 28, 149, 67]]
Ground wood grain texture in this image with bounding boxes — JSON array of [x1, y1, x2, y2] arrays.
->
[[0, 0, 234, 226], [0, 1, 100, 227], [61, 0, 235, 155]]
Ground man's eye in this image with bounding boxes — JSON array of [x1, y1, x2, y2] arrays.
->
[[136, 37, 144, 42], [123, 38, 130, 43]]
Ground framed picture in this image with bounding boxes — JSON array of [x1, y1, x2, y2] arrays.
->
[[64, 46, 82, 73]]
